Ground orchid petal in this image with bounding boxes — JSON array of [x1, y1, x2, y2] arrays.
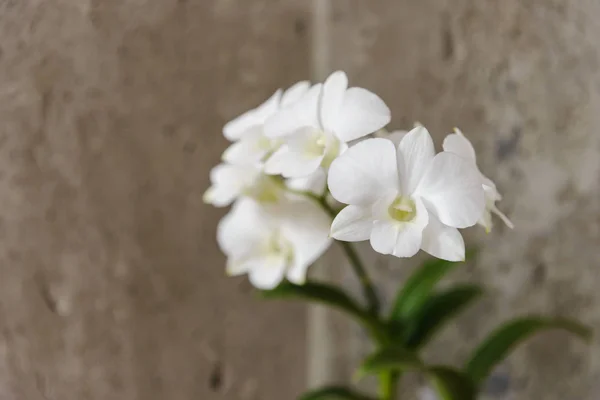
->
[[330, 87, 391, 142], [415, 152, 485, 228], [398, 126, 436, 194], [328, 138, 399, 206], [264, 84, 322, 138], [331, 205, 373, 241], [223, 89, 282, 141], [421, 213, 465, 261]]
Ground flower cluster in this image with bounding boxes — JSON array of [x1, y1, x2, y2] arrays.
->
[[205, 71, 512, 288]]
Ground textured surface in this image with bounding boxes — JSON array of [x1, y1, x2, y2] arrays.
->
[[0, 1, 310, 399], [318, 0, 600, 399]]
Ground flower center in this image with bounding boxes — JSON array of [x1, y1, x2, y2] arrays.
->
[[304, 131, 328, 157], [266, 232, 294, 265], [243, 175, 284, 204], [388, 196, 416, 222], [258, 136, 282, 162], [303, 130, 341, 169], [321, 137, 341, 168]]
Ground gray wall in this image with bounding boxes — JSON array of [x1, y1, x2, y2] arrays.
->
[[0, 1, 309, 399], [314, 1, 600, 399], [0, 1, 599, 399]]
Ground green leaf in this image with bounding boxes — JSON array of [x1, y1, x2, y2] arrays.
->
[[427, 366, 477, 400], [357, 346, 423, 378], [465, 317, 592, 385], [390, 257, 464, 322], [298, 386, 376, 400], [404, 285, 483, 348], [260, 281, 386, 342], [359, 349, 476, 400]]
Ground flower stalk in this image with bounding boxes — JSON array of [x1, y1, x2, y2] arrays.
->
[[379, 372, 398, 400]]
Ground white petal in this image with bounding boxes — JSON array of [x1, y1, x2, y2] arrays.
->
[[329, 87, 391, 142], [421, 214, 465, 261], [281, 81, 311, 107], [387, 130, 407, 146], [370, 220, 400, 255], [442, 131, 476, 162], [279, 197, 332, 283], [226, 257, 254, 276], [204, 164, 259, 207], [286, 262, 310, 285], [478, 209, 493, 232], [209, 162, 259, 186], [321, 134, 347, 170], [251, 89, 283, 123], [221, 129, 268, 165], [280, 197, 332, 263], [491, 204, 514, 229], [415, 152, 485, 228], [327, 138, 399, 206], [331, 205, 373, 241], [286, 168, 327, 195], [223, 89, 282, 141], [391, 223, 424, 258], [216, 198, 272, 256], [248, 255, 287, 289], [222, 112, 260, 142], [398, 126, 436, 194], [263, 137, 324, 178], [203, 185, 238, 207], [264, 84, 322, 138], [391, 197, 429, 258], [443, 133, 476, 162], [483, 178, 501, 202], [370, 196, 428, 257], [320, 71, 348, 132]]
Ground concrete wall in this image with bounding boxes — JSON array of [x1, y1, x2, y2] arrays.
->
[[314, 1, 600, 399], [0, 1, 310, 399]]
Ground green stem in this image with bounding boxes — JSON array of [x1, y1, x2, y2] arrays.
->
[[338, 240, 380, 315], [286, 188, 395, 396], [379, 372, 398, 400], [307, 192, 380, 315]]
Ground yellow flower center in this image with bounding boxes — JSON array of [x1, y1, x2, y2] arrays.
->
[[304, 131, 328, 157], [257, 136, 282, 162], [243, 175, 284, 204], [388, 196, 416, 222], [303, 131, 341, 168]]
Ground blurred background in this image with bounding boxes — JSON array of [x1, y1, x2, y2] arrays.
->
[[0, 0, 599, 399]]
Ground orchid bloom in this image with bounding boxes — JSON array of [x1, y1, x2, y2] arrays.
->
[[217, 197, 331, 289], [286, 169, 327, 196], [327, 126, 485, 261], [443, 128, 514, 232], [203, 163, 284, 207], [262, 71, 391, 178], [222, 82, 311, 165]]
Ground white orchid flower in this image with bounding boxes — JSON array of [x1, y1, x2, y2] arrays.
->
[[217, 197, 331, 289], [443, 128, 514, 232], [327, 126, 485, 261], [203, 163, 284, 207], [262, 71, 391, 178], [222, 81, 311, 165], [285, 168, 327, 196]]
